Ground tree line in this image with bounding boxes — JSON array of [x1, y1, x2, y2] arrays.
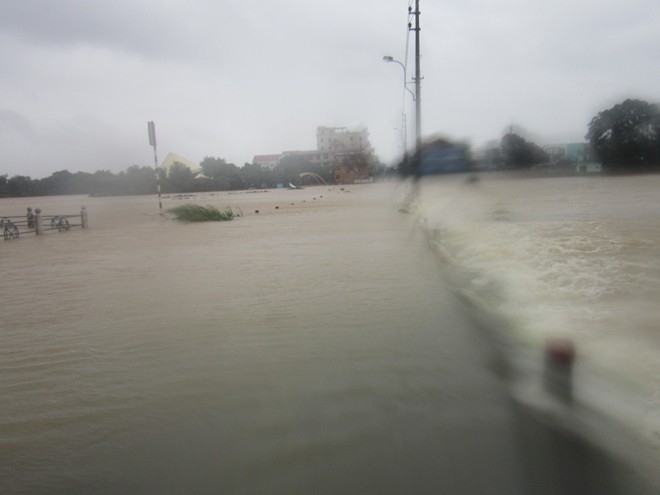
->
[[0, 154, 389, 198], [586, 98, 660, 173], [3, 97, 658, 197], [497, 98, 660, 172], [399, 97, 660, 174]]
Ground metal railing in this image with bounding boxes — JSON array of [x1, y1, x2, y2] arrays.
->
[[2, 207, 88, 241]]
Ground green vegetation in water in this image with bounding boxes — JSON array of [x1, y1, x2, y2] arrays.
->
[[168, 204, 236, 222]]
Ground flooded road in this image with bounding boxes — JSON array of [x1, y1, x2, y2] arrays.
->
[[1, 183, 527, 494]]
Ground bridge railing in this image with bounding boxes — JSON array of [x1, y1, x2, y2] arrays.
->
[[2, 206, 88, 241]]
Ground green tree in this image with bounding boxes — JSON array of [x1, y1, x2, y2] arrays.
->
[[31, 170, 96, 196], [6, 175, 35, 197], [0, 174, 8, 197], [121, 165, 157, 195], [586, 98, 660, 172], [71, 171, 94, 194], [167, 162, 195, 193], [240, 162, 273, 189], [89, 170, 121, 196], [500, 133, 548, 168], [200, 157, 244, 190], [45, 170, 76, 195]]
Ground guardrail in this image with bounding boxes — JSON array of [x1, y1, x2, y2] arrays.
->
[[2, 206, 88, 241]]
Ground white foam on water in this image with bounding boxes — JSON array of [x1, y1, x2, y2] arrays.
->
[[416, 173, 660, 448]]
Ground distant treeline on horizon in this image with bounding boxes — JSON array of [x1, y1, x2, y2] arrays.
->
[[3, 98, 659, 197], [0, 155, 391, 198]]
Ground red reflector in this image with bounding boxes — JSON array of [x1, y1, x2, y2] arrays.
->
[[546, 338, 575, 364]]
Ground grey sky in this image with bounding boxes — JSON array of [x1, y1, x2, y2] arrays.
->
[[1, 0, 659, 178]]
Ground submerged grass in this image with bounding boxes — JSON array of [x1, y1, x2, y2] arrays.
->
[[168, 204, 236, 222]]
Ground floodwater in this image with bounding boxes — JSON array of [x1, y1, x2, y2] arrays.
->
[[0, 183, 526, 494], [2, 176, 660, 494], [414, 173, 660, 459]]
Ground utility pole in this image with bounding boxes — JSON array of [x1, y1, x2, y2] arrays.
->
[[147, 121, 163, 215], [410, 0, 422, 153]]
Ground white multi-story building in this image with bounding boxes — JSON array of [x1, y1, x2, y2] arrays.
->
[[316, 126, 373, 154], [252, 126, 374, 172]]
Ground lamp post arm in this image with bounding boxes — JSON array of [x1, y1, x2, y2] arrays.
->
[[383, 57, 416, 101]]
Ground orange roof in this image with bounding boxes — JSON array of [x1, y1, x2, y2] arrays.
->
[[252, 154, 281, 163]]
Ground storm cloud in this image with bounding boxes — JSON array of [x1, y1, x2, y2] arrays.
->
[[1, 0, 659, 178]]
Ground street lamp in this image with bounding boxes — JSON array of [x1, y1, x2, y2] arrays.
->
[[382, 56, 416, 101], [383, 55, 415, 155]]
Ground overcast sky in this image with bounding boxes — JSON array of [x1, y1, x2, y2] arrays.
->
[[2, 0, 660, 178]]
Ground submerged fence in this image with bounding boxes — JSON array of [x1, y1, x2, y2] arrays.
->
[[2, 207, 88, 241]]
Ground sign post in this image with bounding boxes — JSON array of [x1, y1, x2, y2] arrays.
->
[[147, 121, 163, 215]]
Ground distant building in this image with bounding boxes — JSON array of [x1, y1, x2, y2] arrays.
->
[[251, 154, 282, 170], [542, 143, 593, 163], [565, 143, 590, 162], [543, 145, 566, 163], [280, 149, 329, 166], [160, 152, 199, 172], [317, 127, 374, 183], [333, 151, 372, 184], [540, 142, 600, 174], [159, 152, 209, 180], [316, 126, 373, 154], [253, 126, 374, 184]]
